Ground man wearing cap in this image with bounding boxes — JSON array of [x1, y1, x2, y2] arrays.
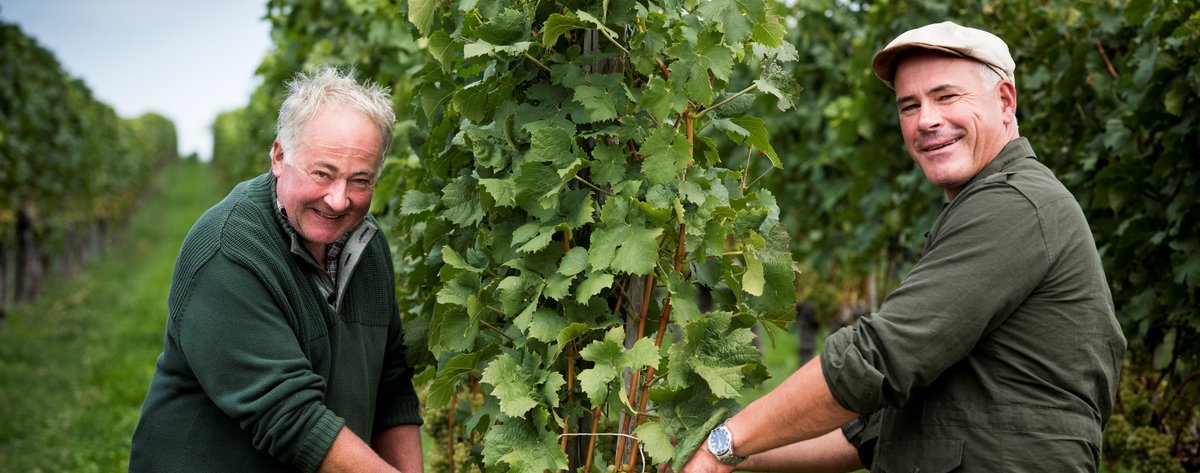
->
[[679, 21, 1125, 473]]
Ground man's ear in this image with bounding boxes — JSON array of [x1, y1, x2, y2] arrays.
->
[[270, 140, 285, 177], [999, 80, 1017, 125]]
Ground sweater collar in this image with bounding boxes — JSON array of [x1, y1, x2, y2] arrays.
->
[[262, 173, 377, 270]]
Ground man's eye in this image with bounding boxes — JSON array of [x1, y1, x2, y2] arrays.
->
[[900, 104, 918, 113], [938, 94, 958, 101], [313, 171, 330, 179]]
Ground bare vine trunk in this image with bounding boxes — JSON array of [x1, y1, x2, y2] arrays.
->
[[16, 203, 44, 303]]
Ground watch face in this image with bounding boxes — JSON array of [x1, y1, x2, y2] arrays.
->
[[708, 426, 732, 454]]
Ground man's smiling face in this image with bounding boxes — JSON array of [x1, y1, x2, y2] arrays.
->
[[271, 105, 382, 261], [894, 51, 1016, 199]]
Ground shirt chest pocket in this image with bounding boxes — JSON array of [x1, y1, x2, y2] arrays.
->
[[875, 439, 963, 473]]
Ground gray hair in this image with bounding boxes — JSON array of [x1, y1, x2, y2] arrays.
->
[[976, 61, 1005, 90], [275, 65, 395, 167], [977, 61, 1019, 131]]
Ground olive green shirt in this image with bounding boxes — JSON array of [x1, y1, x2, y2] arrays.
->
[[823, 138, 1126, 472]]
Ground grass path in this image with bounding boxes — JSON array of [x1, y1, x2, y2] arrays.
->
[[0, 160, 224, 472]]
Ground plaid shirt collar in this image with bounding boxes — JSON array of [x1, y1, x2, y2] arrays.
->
[[276, 199, 350, 282]]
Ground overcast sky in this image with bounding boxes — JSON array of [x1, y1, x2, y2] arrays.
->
[[1, 1, 272, 160]]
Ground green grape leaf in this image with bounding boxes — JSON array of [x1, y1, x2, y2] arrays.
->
[[634, 420, 675, 465], [751, 14, 786, 48], [527, 126, 575, 164], [575, 271, 614, 304], [400, 189, 439, 215], [441, 176, 485, 227], [542, 13, 588, 46], [480, 353, 539, 417], [482, 417, 570, 472], [427, 350, 486, 409], [742, 250, 765, 296], [437, 274, 479, 306], [626, 337, 661, 370], [558, 246, 590, 276], [544, 272, 573, 300], [574, 82, 620, 123], [611, 225, 664, 275], [641, 127, 690, 186], [694, 364, 744, 399], [697, 0, 751, 44], [731, 116, 780, 168], [479, 177, 517, 207], [639, 75, 686, 123], [575, 11, 620, 40], [590, 141, 626, 186], [577, 364, 618, 406], [440, 246, 484, 273], [476, 8, 526, 45], [561, 188, 595, 229], [426, 30, 459, 73], [407, 0, 439, 36]]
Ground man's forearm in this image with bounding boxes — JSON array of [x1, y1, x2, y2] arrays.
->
[[736, 428, 862, 473], [319, 427, 398, 473], [728, 356, 858, 456], [374, 424, 424, 473]]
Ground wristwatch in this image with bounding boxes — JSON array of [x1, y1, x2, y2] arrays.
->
[[706, 421, 747, 466]]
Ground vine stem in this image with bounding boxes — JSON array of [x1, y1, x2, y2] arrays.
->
[[634, 22, 671, 80], [1158, 368, 1200, 422], [599, 28, 631, 56], [573, 175, 614, 196], [479, 319, 516, 342], [624, 111, 694, 471], [1150, 329, 1182, 392], [695, 82, 759, 119], [623, 301, 670, 471], [740, 147, 753, 190], [616, 272, 657, 468], [1093, 37, 1118, 78], [524, 51, 553, 73], [448, 389, 458, 473], [614, 279, 627, 315], [561, 341, 576, 454], [563, 432, 646, 473], [624, 224, 686, 471], [583, 405, 603, 473]]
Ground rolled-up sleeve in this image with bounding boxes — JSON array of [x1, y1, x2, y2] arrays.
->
[[822, 183, 1049, 414]]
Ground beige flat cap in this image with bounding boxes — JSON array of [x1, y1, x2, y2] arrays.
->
[[872, 21, 1015, 89]]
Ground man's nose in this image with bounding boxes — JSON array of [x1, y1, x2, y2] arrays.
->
[[917, 104, 943, 131], [325, 180, 351, 212]]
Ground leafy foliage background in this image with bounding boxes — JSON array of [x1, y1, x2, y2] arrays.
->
[[209, 0, 1200, 471]]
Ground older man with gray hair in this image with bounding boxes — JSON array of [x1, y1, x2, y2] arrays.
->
[[680, 21, 1125, 473], [131, 66, 424, 473]]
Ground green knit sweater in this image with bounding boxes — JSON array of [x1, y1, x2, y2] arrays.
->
[[130, 173, 422, 473]]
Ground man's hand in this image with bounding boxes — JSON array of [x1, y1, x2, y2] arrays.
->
[[678, 444, 736, 473]]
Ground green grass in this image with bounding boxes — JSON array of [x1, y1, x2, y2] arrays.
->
[[0, 160, 224, 472]]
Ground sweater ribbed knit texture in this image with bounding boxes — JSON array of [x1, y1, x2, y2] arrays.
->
[[130, 173, 421, 473]]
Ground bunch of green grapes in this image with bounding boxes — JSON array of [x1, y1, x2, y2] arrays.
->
[[1103, 414, 1185, 473], [423, 388, 486, 473]]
